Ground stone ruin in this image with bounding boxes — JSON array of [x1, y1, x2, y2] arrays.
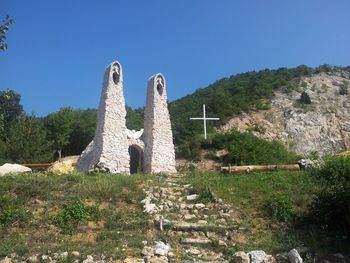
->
[[77, 60, 176, 174]]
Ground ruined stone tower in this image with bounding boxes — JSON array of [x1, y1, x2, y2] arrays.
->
[[143, 74, 177, 174], [77, 60, 176, 174]]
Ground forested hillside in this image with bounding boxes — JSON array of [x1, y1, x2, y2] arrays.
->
[[1, 64, 349, 164]]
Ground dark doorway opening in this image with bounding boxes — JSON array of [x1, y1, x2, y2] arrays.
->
[[129, 145, 143, 174]]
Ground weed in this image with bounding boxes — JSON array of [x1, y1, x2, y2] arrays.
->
[[264, 193, 294, 222], [53, 200, 99, 234], [0, 196, 31, 226]]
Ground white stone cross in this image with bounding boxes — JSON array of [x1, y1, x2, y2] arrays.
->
[[190, 104, 220, 140]]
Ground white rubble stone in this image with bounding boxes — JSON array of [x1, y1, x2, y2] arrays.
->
[[195, 203, 205, 209], [288, 249, 303, 263], [184, 214, 196, 220], [186, 194, 199, 201], [153, 241, 170, 256], [82, 255, 94, 263], [249, 250, 267, 263], [0, 163, 32, 176]]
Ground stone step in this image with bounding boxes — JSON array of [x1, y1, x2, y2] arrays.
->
[[181, 238, 212, 245], [171, 222, 236, 232], [182, 261, 229, 263]]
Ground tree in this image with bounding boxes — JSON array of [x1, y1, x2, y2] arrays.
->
[[44, 107, 74, 160], [64, 109, 97, 155], [299, 91, 311, 104], [0, 89, 23, 126], [126, 106, 144, 131], [0, 89, 23, 144], [0, 15, 15, 51], [4, 115, 52, 163]]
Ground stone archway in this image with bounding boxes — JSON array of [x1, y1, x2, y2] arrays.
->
[[129, 145, 143, 174]]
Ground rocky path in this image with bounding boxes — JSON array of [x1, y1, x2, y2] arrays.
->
[[140, 173, 242, 262]]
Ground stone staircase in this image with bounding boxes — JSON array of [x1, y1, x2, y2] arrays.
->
[[141, 174, 241, 262]]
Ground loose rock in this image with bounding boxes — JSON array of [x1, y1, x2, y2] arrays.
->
[[0, 163, 32, 176], [233, 251, 249, 263], [249, 250, 267, 263], [153, 241, 170, 256], [186, 194, 199, 201], [288, 249, 303, 263]]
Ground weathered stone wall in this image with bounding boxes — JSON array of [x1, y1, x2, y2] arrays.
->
[[77, 61, 130, 174], [143, 74, 177, 173]]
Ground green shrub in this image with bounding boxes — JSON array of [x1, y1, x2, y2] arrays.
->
[[339, 81, 349, 95], [313, 155, 350, 187], [299, 91, 311, 104], [197, 186, 214, 205], [53, 200, 99, 234], [265, 193, 294, 221], [176, 139, 201, 160], [308, 156, 350, 234], [214, 131, 299, 165]]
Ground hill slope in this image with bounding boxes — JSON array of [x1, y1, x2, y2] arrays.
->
[[218, 72, 350, 156], [168, 65, 350, 156]]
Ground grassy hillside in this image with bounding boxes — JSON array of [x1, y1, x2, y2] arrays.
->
[[1, 169, 348, 260], [0, 173, 152, 258]]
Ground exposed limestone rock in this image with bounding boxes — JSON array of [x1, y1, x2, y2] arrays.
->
[[218, 72, 350, 156], [0, 163, 32, 176]]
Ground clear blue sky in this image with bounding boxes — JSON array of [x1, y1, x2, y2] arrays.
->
[[1, 0, 349, 116]]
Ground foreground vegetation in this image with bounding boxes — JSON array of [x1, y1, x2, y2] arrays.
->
[[0, 173, 154, 259], [1, 156, 349, 259]]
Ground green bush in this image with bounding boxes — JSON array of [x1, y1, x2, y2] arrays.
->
[[299, 91, 311, 104], [308, 156, 350, 234], [53, 200, 99, 234], [264, 193, 294, 221], [339, 81, 349, 95], [211, 131, 299, 165], [197, 186, 214, 205], [176, 139, 201, 160]]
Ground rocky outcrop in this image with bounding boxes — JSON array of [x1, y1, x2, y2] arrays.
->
[[218, 72, 350, 156]]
